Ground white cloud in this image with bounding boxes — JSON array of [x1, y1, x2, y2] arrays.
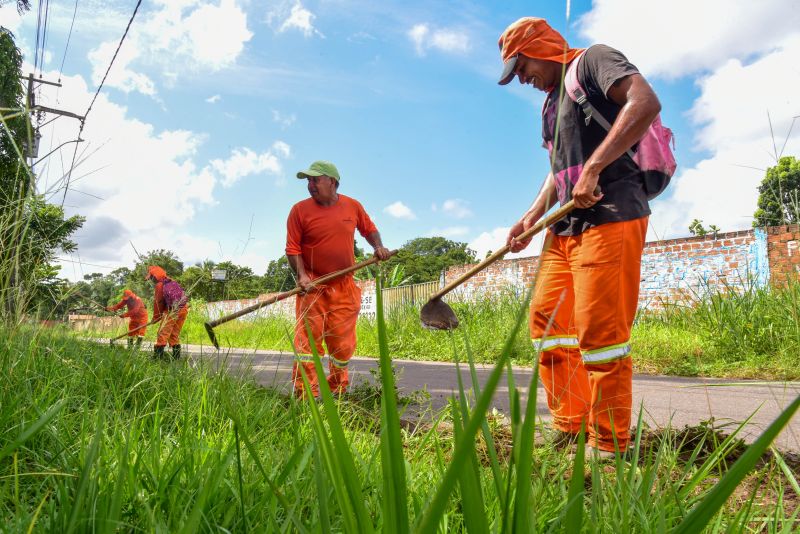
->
[[468, 226, 546, 261], [648, 35, 800, 240], [408, 23, 470, 56], [210, 141, 292, 188], [383, 201, 416, 220], [88, 0, 252, 97], [0, 6, 23, 34], [272, 109, 297, 128], [428, 226, 469, 238], [348, 31, 376, 44], [88, 40, 157, 96], [270, 0, 324, 38], [578, 0, 800, 79], [206, 94, 221, 103], [439, 198, 473, 219], [30, 68, 292, 280]]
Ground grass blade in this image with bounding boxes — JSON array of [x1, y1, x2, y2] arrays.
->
[[375, 274, 410, 533], [0, 399, 65, 463], [673, 394, 800, 533], [416, 294, 529, 534]]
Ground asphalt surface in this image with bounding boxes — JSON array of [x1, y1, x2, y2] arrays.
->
[[170, 342, 800, 453]]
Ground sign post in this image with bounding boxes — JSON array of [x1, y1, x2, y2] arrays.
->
[[211, 269, 227, 301]]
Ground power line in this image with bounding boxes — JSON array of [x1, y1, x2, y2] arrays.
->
[[58, 0, 79, 81], [62, 0, 143, 206], [83, 0, 142, 124]]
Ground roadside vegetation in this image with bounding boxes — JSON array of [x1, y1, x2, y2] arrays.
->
[[4, 284, 800, 532], [102, 277, 800, 381]]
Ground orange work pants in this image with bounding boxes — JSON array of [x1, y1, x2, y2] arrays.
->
[[156, 307, 188, 347], [292, 277, 361, 397], [127, 313, 148, 337], [530, 217, 647, 452]]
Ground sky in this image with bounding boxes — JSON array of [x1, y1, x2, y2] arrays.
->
[[1, 0, 799, 280]]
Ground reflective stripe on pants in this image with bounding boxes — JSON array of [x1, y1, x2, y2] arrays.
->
[[529, 217, 646, 451], [292, 277, 361, 397]]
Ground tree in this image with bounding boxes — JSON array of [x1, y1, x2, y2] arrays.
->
[[385, 237, 477, 284], [126, 249, 184, 297], [753, 156, 800, 227], [263, 256, 295, 293], [0, 1, 32, 14], [0, 30, 83, 319], [178, 264, 214, 302], [688, 219, 708, 236]]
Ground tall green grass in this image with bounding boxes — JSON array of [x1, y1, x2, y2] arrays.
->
[[121, 279, 800, 380], [3, 290, 800, 531]]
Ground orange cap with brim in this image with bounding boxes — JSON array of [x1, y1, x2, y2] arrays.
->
[[497, 17, 584, 85]]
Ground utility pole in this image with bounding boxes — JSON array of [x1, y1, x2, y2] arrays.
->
[[23, 73, 84, 159]]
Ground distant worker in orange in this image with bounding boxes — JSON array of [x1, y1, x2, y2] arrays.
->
[[106, 289, 149, 349], [146, 265, 189, 360], [287, 160, 391, 398]]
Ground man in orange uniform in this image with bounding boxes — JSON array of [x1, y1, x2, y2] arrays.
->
[[287, 160, 391, 397], [146, 265, 189, 360], [106, 289, 149, 349], [499, 18, 663, 456]]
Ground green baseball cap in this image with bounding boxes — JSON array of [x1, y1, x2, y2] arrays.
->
[[296, 160, 340, 182]]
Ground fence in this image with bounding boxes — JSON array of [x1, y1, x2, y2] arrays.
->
[[381, 281, 440, 314]]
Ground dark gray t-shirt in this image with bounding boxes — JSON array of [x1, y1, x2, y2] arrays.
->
[[542, 44, 650, 236]]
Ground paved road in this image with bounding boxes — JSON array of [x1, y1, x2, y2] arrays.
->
[[175, 343, 800, 453]]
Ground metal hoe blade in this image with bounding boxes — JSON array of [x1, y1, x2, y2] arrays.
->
[[204, 322, 220, 350], [420, 298, 460, 331]]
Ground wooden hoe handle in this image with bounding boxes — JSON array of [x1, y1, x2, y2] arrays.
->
[[428, 200, 577, 301], [206, 250, 398, 329]]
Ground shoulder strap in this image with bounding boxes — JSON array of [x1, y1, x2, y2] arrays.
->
[[565, 49, 635, 159]]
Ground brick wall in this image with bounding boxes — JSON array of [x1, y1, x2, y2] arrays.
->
[[766, 224, 800, 286], [202, 225, 800, 319], [442, 226, 794, 310]]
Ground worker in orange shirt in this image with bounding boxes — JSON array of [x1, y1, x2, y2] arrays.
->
[[146, 265, 189, 360], [287, 160, 391, 398], [106, 289, 149, 349]]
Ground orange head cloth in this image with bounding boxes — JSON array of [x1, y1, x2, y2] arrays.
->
[[497, 17, 584, 85], [146, 265, 167, 281]]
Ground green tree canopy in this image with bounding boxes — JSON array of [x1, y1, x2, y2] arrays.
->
[[385, 237, 477, 284], [263, 256, 295, 293], [753, 156, 800, 227]]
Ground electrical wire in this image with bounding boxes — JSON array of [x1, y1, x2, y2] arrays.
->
[[61, 0, 143, 206], [58, 0, 79, 82]]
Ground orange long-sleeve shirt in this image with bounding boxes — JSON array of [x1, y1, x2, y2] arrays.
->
[[109, 292, 148, 321], [285, 194, 378, 278]]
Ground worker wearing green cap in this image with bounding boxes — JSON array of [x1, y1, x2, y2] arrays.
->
[[286, 160, 391, 398]]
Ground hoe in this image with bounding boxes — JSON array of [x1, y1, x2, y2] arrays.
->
[[204, 251, 397, 349], [420, 197, 584, 331]]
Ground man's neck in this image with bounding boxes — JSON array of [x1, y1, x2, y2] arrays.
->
[[315, 193, 339, 207]]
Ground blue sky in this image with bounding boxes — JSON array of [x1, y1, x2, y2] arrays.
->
[[1, 0, 798, 279]]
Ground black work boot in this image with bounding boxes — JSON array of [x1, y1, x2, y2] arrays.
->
[[127, 337, 134, 349], [171, 344, 182, 360], [153, 345, 166, 360]]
